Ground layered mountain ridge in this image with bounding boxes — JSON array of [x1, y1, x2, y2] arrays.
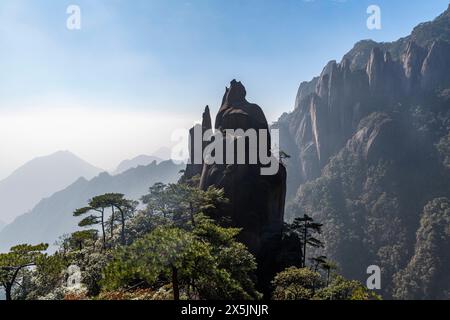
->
[[0, 160, 183, 252]]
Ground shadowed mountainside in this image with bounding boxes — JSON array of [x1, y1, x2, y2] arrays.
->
[[275, 5, 450, 299]]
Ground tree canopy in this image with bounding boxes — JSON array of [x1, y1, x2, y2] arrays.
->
[[0, 243, 48, 300]]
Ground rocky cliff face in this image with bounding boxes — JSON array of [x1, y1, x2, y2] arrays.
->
[[278, 5, 450, 299], [186, 80, 296, 294], [277, 5, 450, 198]]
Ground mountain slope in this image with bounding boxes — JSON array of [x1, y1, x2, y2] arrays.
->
[[278, 6, 450, 198], [0, 151, 103, 223], [276, 5, 450, 299], [0, 160, 183, 252]]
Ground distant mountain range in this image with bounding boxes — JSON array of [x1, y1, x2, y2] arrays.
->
[[0, 160, 183, 252], [0, 151, 103, 223], [0, 220, 5, 232], [113, 155, 164, 174]]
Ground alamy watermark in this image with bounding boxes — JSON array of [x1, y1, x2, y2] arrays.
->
[[367, 5, 382, 30], [171, 127, 281, 176], [366, 265, 381, 290], [64, 5, 381, 32], [67, 5, 81, 30]]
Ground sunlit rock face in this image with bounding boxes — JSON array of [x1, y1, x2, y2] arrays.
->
[[277, 7, 450, 198]]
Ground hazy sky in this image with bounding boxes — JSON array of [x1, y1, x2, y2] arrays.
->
[[0, 0, 448, 179]]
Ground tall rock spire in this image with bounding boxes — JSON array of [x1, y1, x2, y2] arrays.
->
[[202, 105, 212, 131], [197, 80, 293, 296], [184, 105, 213, 180]]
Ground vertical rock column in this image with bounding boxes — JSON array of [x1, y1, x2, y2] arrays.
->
[[198, 80, 288, 295]]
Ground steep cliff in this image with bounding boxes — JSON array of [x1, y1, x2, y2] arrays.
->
[[278, 5, 450, 298], [278, 5, 450, 198]]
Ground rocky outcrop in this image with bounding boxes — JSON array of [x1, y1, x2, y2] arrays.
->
[[421, 40, 450, 90], [366, 48, 403, 99], [214, 80, 269, 132], [295, 77, 319, 109], [402, 41, 427, 93], [292, 108, 450, 298], [184, 106, 212, 180], [345, 113, 402, 163], [186, 80, 294, 294]]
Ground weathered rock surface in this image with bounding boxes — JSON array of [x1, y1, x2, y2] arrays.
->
[[186, 80, 294, 294], [184, 106, 212, 180], [279, 5, 450, 299], [277, 5, 450, 198]]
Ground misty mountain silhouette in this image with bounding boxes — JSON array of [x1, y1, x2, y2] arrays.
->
[[0, 151, 103, 223], [114, 155, 163, 174], [0, 160, 183, 252]]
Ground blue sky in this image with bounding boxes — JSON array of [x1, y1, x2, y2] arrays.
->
[[1, 0, 449, 118], [0, 0, 449, 176]]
